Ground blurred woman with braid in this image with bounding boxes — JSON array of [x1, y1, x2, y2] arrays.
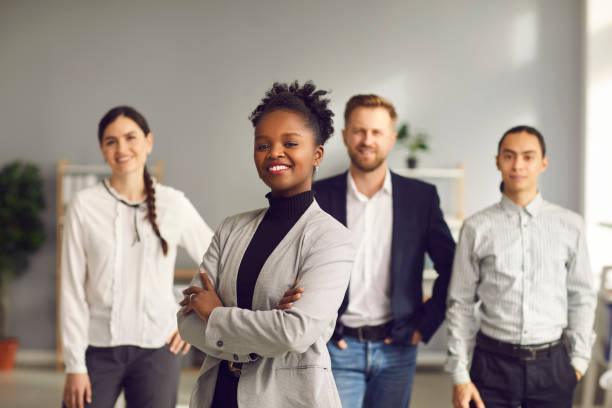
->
[[61, 106, 213, 408]]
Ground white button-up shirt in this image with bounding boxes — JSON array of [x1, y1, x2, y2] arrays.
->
[[61, 180, 213, 373], [340, 169, 393, 328]]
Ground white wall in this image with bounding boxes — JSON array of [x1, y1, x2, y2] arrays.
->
[[583, 0, 612, 282], [0, 0, 582, 349]]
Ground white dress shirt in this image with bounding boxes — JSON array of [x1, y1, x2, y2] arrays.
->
[[61, 180, 213, 373], [340, 169, 393, 328], [446, 193, 596, 384]]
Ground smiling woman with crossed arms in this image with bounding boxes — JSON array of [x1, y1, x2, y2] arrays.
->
[[177, 81, 355, 408]]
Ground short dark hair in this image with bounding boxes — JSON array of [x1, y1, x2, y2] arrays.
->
[[498, 125, 546, 157], [249, 80, 334, 145], [98, 105, 150, 143]]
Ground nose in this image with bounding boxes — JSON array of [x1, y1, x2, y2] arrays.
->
[[116, 138, 127, 153], [512, 156, 523, 170], [269, 143, 285, 158], [361, 131, 375, 146]]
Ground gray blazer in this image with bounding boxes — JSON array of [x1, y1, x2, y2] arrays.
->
[[178, 200, 354, 408]]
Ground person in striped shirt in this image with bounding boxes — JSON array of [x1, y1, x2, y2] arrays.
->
[[446, 125, 596, 408]]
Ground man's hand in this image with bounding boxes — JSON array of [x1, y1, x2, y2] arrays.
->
[[166, 328, 191, 355], [180, 269, 223, 321], [336, 338, 348, 350], [411, 330, 423, 345], [63, 373, 92, 408], [275, 278, 303, 310], [575, 370, 582, 382], [453, 382, 485, 408]]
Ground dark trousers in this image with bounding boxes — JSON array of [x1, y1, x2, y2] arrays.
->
[[210, 362, 239, 408], [64, 344, 181, 408], [470, 344, 578, 408]]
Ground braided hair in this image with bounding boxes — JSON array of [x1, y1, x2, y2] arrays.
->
[[98, 106, 168, 255], [249, 80, 334, 146]]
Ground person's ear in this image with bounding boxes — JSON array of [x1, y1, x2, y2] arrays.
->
[[342, 129, 348, 147], [313, 145, 324, 167], [495, 155, 501, 171], [540, 156, 549, 173], [146, 132, 154, 154]]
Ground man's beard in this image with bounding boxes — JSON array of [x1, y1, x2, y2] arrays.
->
[[348, 150, 386, 173]]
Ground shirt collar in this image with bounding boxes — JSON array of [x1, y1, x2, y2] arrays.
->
[[347, 168, 392, 201], [103, 178, 148, 206], [500, 192, 544, 217]]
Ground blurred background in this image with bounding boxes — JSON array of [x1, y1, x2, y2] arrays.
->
[[1, 0, 612, 406]]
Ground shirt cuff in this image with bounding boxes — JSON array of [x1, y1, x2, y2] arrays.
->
[[65, 362, 88, 374], [571, 355, 590, 375], [451, 369, 471, 385]]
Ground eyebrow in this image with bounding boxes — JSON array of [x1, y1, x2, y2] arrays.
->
[[501, 148, 538, 155], [102, 131, 138, 140]]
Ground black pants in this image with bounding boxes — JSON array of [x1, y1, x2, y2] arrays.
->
[[210, 362, 239, 408], [64, 344, 181, 408], [470, 344, 578, 408]]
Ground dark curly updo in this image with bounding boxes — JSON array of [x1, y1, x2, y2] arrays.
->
[[249, 80, 334, 145]]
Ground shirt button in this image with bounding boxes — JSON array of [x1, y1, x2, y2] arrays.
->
[[216, 340, 223, 347], [233, 354, 239, 361], [249, 353, 259, 361]]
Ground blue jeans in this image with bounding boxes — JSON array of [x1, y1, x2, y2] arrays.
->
[[327, 336, 418, 408]]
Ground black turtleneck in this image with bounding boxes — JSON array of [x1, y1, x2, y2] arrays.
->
[[236, 190, 314, 310]]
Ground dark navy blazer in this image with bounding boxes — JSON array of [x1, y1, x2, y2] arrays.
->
[[313, 171, 456, 344]]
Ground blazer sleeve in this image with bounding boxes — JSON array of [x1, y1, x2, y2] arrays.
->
[[417, 186, 456, 342], [177, 219, 257, 363], [201, 225, 354, 358]]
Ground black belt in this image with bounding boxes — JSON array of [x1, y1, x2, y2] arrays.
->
[[343, 322, 391, 342], [476, 332, 563, 361]]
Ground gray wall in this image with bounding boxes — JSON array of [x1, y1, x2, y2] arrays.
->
[[0, 0, 582, 350]]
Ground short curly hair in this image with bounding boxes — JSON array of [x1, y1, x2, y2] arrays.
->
[[249, 80, 334, 145]]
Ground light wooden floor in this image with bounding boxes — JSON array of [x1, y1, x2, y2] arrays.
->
[[0, 364, 453, 407]]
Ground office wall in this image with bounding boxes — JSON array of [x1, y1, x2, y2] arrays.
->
[[583, 0, 612, 279], [0, 0, 582, 349]]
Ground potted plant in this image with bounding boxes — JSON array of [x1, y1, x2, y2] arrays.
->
[[396, 122, 430, 168], [0, 161, 46, 370]]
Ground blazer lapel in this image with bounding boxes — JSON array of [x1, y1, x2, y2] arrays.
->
[[217, 210, 266, 307], [250, 202, 321, 311], [390, 172, 404, 284]]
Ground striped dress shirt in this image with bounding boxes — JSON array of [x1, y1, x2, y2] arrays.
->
[[445, 193, 596, 385]]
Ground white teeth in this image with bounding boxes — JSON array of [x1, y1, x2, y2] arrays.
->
[[269, 165, 289, 171], [117, 157, 130, 162]]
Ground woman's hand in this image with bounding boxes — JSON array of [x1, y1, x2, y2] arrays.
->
[[180, 269, 223, 321], [63, 373, 92, 408], [166, 328, 191, 355], [275, 278, 304, 310]]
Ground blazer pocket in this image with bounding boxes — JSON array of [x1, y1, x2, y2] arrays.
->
[[274, 365, 337, 407]]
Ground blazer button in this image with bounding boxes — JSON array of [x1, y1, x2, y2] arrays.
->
[[216, 340, 223, 347], [233, 354, 239, 361]]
